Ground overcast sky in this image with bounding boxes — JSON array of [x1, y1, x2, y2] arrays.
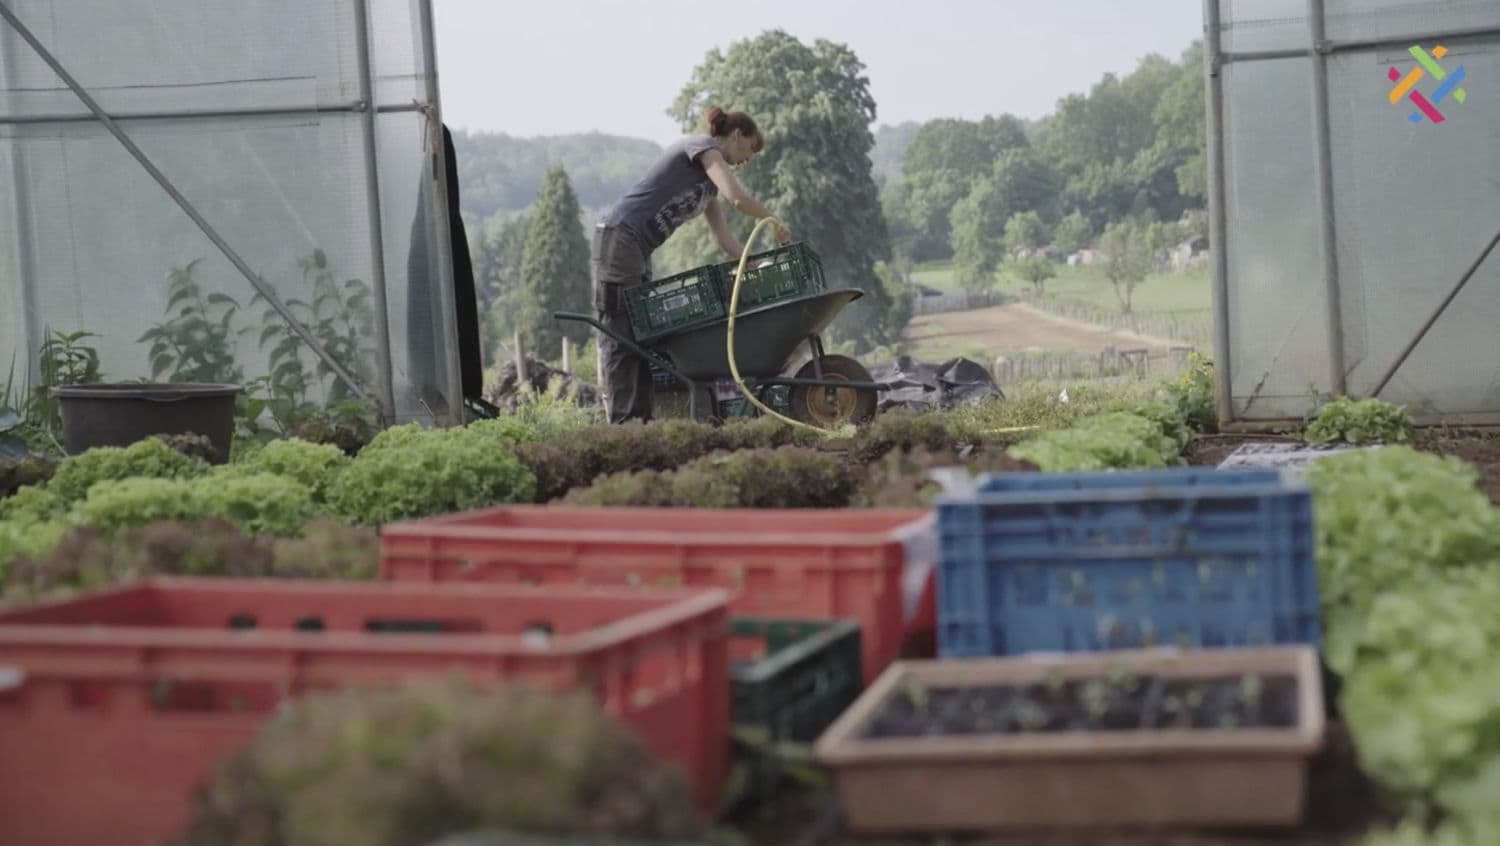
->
[[431, 0, 1206, 144]]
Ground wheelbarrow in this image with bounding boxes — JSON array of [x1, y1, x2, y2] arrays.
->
[[555, 287, 882, 426]]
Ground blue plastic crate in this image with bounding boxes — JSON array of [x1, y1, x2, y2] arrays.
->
[[933, 467, 1320, 658]]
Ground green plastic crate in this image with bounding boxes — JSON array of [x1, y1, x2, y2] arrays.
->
[[727, 617, 862, 804], [623, 265, 726, 341], [715, 242, 825, 310]]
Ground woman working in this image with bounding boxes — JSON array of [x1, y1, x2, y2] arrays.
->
[[591, 105, 791, 423]]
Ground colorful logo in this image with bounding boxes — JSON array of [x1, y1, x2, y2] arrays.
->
[[1387, 44, 1468, 124]]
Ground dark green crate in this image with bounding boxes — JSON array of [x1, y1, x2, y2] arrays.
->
[[714, 242, 826, 310], [623, 265, 726, 341], [726, 617, 862, 805]]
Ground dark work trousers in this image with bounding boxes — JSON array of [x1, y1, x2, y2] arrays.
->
[[591, 222, 717, 424], [592, 223, 655, 423]]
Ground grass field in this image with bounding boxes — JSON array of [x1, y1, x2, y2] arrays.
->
[[903, 302, 1175, 363], [912, 260, 1211, 315]]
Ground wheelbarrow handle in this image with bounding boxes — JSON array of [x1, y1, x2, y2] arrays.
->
[[551, 311, 687, 388]]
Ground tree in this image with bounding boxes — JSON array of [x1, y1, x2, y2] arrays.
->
[[1100, 218, 1153, 314], [882, 168, 970, 262], [901, 116, 1027, 178], [1011, 255, 1057, 294], [1149, 41, 1208, 205], [1053, 211, 1093, 255], [1003, 211, 1048, 256], [989, 147, 1062, 225], [886, 116, 1033, 261], [666, 30, 900, 350], [470, 212, 529, 365], [949, 178, 1004, 292], [450, 130, 662, 221], [518, 166, 591, 357]]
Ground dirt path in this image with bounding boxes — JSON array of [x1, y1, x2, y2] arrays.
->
[[906, 303, 1179, 357]]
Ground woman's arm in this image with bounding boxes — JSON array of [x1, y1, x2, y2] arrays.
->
[[703, 200, 744, 258], [699, 149, 792, 244]]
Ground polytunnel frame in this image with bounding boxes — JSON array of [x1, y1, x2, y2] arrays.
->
[[0, 0, 468, 428], [1201, 0, 1500, 430]]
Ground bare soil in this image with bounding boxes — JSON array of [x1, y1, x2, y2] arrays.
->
[[1184, 429, 1500, 505]]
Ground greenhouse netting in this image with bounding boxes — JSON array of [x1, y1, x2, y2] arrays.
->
[[1206, 0, 1500, 425], [0, 0, 469, 429]]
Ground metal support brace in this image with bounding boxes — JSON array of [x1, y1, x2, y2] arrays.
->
[[352, 0, 397, 423], [416, 0, 466, 427], [1371, 225, 1500, 398], [1, 20, 40, 377], [1202, 0, 1235, 424], [1307, 0, 1347, 395], [0, 101, 428, 125], [0, 1, 376, 404]]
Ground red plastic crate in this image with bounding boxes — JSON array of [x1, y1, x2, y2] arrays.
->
[[0, 578, 730, 846], [379, 506, 936, 683]]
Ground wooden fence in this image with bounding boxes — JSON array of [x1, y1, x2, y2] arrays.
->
[[989, 345, 1200, 387]]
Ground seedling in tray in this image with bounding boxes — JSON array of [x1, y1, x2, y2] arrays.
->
[[813, 646, 1325, 833], [867, 669, 1294, 737]]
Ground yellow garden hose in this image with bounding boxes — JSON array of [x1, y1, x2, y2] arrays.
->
[[724, 216, 848, 435], [723, 216, 1038, 438]]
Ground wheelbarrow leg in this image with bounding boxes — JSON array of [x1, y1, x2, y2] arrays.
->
[[553, 310, 702, 417]]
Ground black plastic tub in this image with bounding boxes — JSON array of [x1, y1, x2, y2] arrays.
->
[[51, 382, 242, 463]]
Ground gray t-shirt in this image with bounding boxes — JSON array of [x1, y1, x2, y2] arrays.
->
[[600, 135, 720, 254]]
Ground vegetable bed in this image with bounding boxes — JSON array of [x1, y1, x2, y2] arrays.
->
[[1, 369, 1497, 845]]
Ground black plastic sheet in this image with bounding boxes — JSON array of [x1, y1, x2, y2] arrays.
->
[[865, 355, 1003, 414]]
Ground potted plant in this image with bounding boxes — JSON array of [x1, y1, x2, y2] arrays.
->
[[813, 645, 1325, 833]]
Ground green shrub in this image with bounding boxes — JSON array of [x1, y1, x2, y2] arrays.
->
[[155, 432, 221, 463], [852, 446, 1039, 508], [948, 380, 1164, 437], [1304, 446, 1500, 670], [270, 519, 379, 580], [48, 437, 209, 504], [1337, 567, 1500, 823], [0, 455, 58, 498], [848, 410, 970, 463], [222, 438, 350, 502], [0, 484, 65, 523], [70, 477, 205, 535], [2, 517, 379, 602], [172, 678, 704, 846], [1007, 411, 1183, 472], [717, 415, 823, 451], [0, 518, 70, 585], [1164, 353, 1216, 432], [1306, 396, 1414, 445], [563, 447, 853, 509], [1106, 400, 1193, 451], [516, 419, 729, 502], [330, 434, 536, 526], [191, 473, 319, 537]]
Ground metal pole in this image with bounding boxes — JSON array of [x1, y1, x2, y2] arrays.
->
[[0, 0, 375, 403], [352, 0, 396, 424], [1308, 0, 1347, 395], [1325, 24, 1500, 55], [1202, 0, 1234, 425], [1370, 225, 1500, 398], [1, 20, 39, 381], [416, 0, 465, 426], [0, 101, 370, 125]]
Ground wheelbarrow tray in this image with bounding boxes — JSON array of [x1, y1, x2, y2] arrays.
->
[[649, 287, 863, 380]]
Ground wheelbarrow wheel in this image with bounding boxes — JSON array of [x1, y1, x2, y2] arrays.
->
[[787, 354, 878, 427]]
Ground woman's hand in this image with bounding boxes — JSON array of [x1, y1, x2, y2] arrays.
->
[[773, 221, 793, 245]]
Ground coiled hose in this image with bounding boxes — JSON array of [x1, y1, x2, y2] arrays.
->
[[724, 216, 1037, 439], [724, 215, 850, 435]]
